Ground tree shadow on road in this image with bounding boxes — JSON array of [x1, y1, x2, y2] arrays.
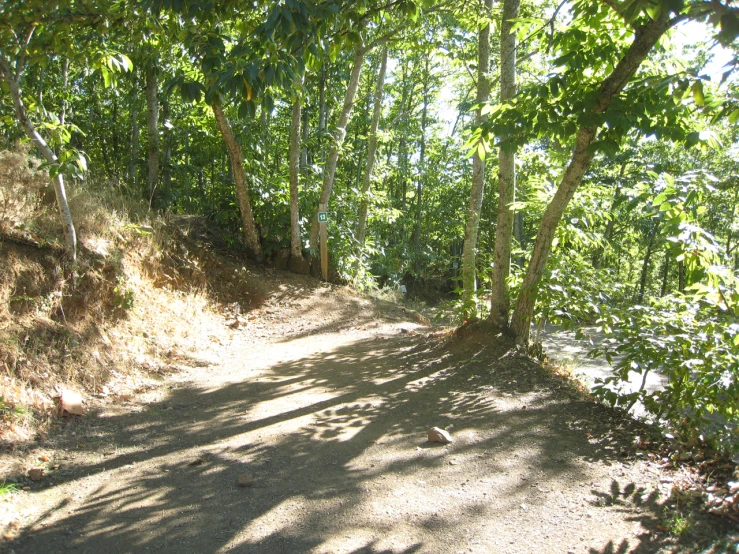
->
[[7, 329, 734, 554]]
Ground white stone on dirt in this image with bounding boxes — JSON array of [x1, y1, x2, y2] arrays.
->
[[427, 427, 453, 444]]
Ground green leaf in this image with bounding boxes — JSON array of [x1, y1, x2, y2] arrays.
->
[[728, 109, 739, 124], [102, 67, 112, 88], [692, 81, 705, 107]]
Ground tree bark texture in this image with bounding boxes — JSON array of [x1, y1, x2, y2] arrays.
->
[[289, 81, 304, 260], [0, 54, 77, 261], [211, 103, 265, 262], [145, 64, 159, 206], [356, 46, 388, 249], [461, 0, 495, 318], [309, 46, 365, 252], [490, 0, 520, 326], [509, 11, 675, 344]]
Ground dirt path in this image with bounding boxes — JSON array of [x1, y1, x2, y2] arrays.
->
[[2, 277, 736, 553]]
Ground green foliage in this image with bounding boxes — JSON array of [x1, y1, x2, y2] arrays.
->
[[0, 479, 19, 499], [588, 177, 739, 453], [113, 277, 135, 311]]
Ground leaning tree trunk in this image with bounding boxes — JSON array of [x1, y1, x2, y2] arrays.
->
[[356, 46, 388, 249], [289, 78, 304, 262], [211, 103, 265, 263], [488, 0, 521, 327], [145, 64, 159, 207], [460, 0, 494, 319], [0, 56, 76, 261], [309, 46, 366, 252], [509, 10, 675, 344]]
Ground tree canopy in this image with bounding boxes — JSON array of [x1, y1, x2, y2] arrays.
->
[[1, 0, 738, 452]]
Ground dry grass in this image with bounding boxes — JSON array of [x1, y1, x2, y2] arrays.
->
[[0, 149, 230, 446]]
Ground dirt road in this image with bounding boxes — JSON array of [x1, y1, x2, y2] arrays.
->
[[2, 276, 735, 553]]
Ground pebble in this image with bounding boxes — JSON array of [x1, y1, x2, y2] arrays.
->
[[428, 427, 453, 444]]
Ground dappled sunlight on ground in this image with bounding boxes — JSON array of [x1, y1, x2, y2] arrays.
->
[[5, 316, 736, 553]]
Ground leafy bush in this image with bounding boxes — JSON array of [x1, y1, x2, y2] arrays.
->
[[591, 293, 739, 453], [589, 176, 739, 453]]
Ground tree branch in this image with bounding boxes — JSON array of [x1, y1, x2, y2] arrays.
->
[[15, 25, 37, 81]]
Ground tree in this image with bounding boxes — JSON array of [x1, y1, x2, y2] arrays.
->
[[461, 0, 494, 319], [475, 0, 739, 344], [488, 0, 520, 327], [356, 46, 388, 249], [309, 44, 367, 253], [0, 0, 130, 261]]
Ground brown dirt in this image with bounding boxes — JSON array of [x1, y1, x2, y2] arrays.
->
[[1, 263, 737, 554]]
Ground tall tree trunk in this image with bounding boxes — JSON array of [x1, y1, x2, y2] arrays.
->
[[161, 100, 171, 195], [0, 55, 76, 261], [211, 103, 265, 262], [509, 11, 675, 344], [145, 64, 159, 207], [462, 0, 494, 319], [357, 46, 388, 249], [318, 60, 327, 164], [309, 46, 366, 252], [129, 71, 140, 188], [488, 0, 519, 326], [289, 79, 304, 261], [413, 56, 431, 264]]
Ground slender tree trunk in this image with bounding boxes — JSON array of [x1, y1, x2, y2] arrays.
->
[[289, 78, 304, 261], [593, 180, 623, 268], [112, 94, 120, 178], [300, 103, 309, 167], [309, 46, 366, 252], [0, 56, 76, 260], [318, 60, 327, 164], [129, 71, 140, 188], [462, 0, 498, 319], [678, 261, 685, 292], [161, 100, 171, 195], [509, 10, 675, 344], [659, 251, 670, 297], [488, 0, 519, 326], [357, 47, 388, 249], [637, 226, 658, 303], [413, 56, 431, 263], [59, 57, 69, 129], [211, 103, 265, 262], [145, 64, 159, 207]]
